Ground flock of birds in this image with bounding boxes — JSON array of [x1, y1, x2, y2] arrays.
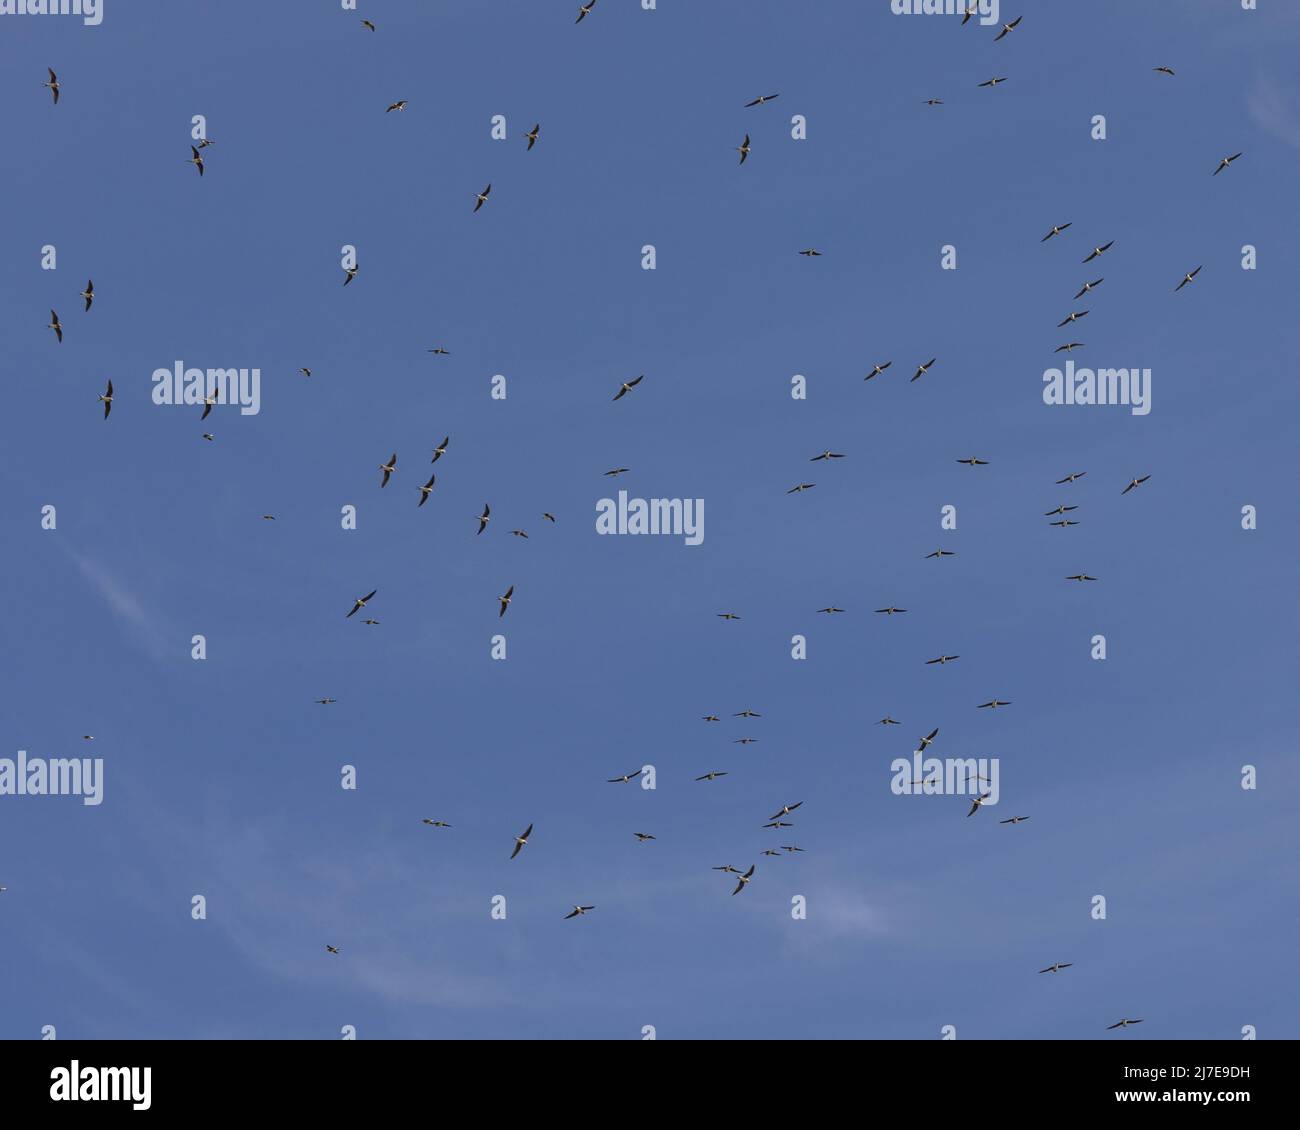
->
[[28, 6, 1257, 1037]]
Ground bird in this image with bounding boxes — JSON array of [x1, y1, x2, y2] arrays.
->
[[865, 361, 892, 380], [634, 833, 656, 842], [816, 606, 845, 614], [378, 453, 397, 487], [498, 585, 514, 618], [97, 380, 113, 419], [362, 619, 379, 626], [1041, 222, 1072, 242], [695, 771, 728, 782], [736, 134, 751, 164], [187, 145, 204, 176], [1073, 278, 1103, 299], [613, 374, 643, 401], [925, 549, 956, 560], [763, 821, 792, 830], [48, 310, 63, 342], [966, 793, 991, 817], [1082, 241, 1113, 263], [993, 15, 1023, 41], [524, 123, 540, 150], [1066, 574, 1098, 582], [924, 99, 944, 106], [1000, 815, 1031, 824], [473, 184, 492, 212], [346, 591, 377, 618], [810, 451, 845, 462], [542, 513, 556, 523], [1050, 519, 1080, 528], [431, 436, 449, 463], [798, 249, 822, 257], [1175, 265, 1203, 292], [734, 738, 757, 745], [1154, 66, 1175, 76], [607, 770, 642, 783], [421, 819, 451, 827], [1055, 343, 1085, 353], [427, 347, 450, 355], [1039, 962, 1073, 973], [734, 710, 761, 718], [510, 824, 533, 860], [770, 802, 803, 818], [956, 457, 989, 466], [780, 845, 805, 854], [604, 468, 630, 477], [563, 905, 595, 919], [196, 137, 216, 149], [911, 358, 937, 382], [343, 265, 358, 285], [761, 849, 782, 857], [1056, 471, 1087, 483], [978, 76, 1008, 87], [744, 93, 780, 107], [1213, 153, 1243, 176], [717, 613, 741, 620], [875, 606, 907, 615], [1107, 1019, 1144, 1030], [43, 67, 61, 104], [314, 698, 337, 705], [510, 529, 529, 539], [730, 866, 755, 896], [916, 727, 939, 751], [386, 100, 408, 113], [1045, 505, 1078, 516], [979, 700, 1012, 709], [787, 483, 816, 494], [261, 515, 276, 521], [200, 386, 218, 420], [81, 280, 94, 311], [961, 2, 979, 23], [418, 474, 436, 506], [713, 865, 741, 874], [926, 655, 960, 665], [361, 19, 376, 30], [575, 0, 596, 22], [477, 504, 491, 534], [1057, 310, 1089, 327], [325, 945, 340, 955], [1121, 475, 1151, 495], [702, 715, 720, 722], [298, 367, 312, 377]]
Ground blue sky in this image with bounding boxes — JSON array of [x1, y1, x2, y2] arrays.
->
[[1, 0, 1297, 1040]]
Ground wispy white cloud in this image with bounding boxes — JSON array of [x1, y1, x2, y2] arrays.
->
[[56, 544, 171, 662], [1248, 73, 1300, 152]]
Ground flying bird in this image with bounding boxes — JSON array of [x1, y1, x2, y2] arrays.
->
[[924, 99, 944, 106], [956, 457, 989, 466], [477, 504, 491, 534], [961, 2, 979, 23], [911, 358, 937, 382], [314, 698, 337, 705], [1041, 223, 1072, 242], [510, 529, 529, 539], [510, 824, 533, 860], [1066, 574, 1098, 582], [1107, 1019, 1144, 1030], [966, 793, 991, 817], [865, 361, 892, 380], [81, 280, 94, 311], [200, 386, 219, 420], [427, 347, 450, 355], [422, 819, 451, 827], [1050, 519, 1080, 528], [607, 770, 642, 783], [1056, 471, 1087, 483], [498, 585, 514, 618], [431, 436, 449, 463], [634, 833, 656, 842], [1055, 343, 1085, 353], [346, 590, 377, 618], [1045, 505, 1078, 516], [361, 19, 376, 30], [1073, 278, 1103, 299], [563, 906, 595, 919], [48, 310, 63, 342], [745, 93, 780, 107], [1039, 962, 1073, 973], [703, 715, 720, 722], [525, 123, 540, 150], [43, 68, 60, 104], [993, 16, 1023, 41], [878, 717, 901, 726], [298, 367, 312, 377], [542, 513, 556, 523], [731, 866, 756, 896], [1121, 475, 1151, 495], [97, 380, 113, 419], [187, 145, 204, 176], [924, 549, 956, 559], [1000, 815, 1031, 824], [1154, 67, 1175, 76], [916, 727, 939, 751], [978, 77, 1008, 87], [787, 483, 816, 494], [875, 606, 907, 615], [1057, 310, 1089, 327], [386, 100, 408, 113], [473, 184, 492, 212], [734, 710, 761, 718], [343, 265, 358, 285], [717, 612, 741, 620], [810, 451, 845, 462], [1082, 241, 1113, 263], [979, 700, 1012, 709], [816, 606, 845, 614], [604, 467, 630, 477], [695, 771, 728, 782], [325, 945, 340, 955], [770, 802, 803, 818], [798, 249, 822, 257], [575, 0, 596, 22], [736, 134, 751, 164], [1213, 152, 1243, 175], [378, 453, 397, 487], [418, 474, 436, 506], [926, 655, 960, 665], [613, 374, 643, 401], [1175, 265, 1202, 292]]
